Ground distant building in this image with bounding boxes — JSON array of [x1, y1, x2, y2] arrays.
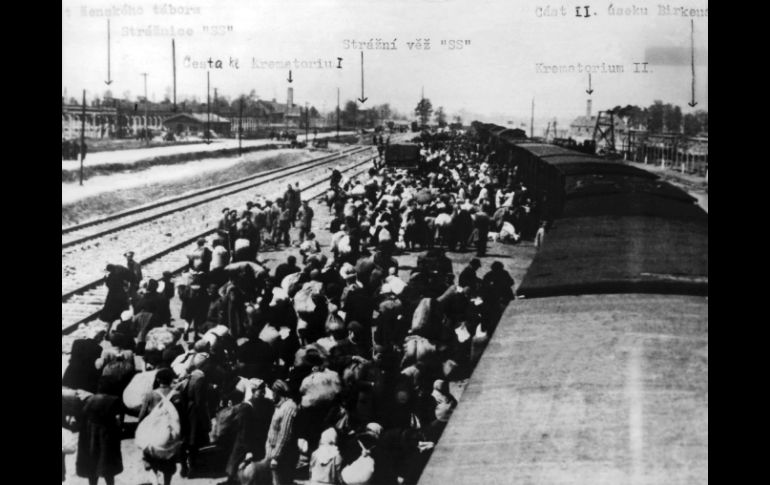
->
[[62, 97, 175, 140], [569, 99, 629, 145], [228, 87, 309, 135], [164, 113, 231, 137], [62, 86, 320, 140], [62, 104, 120, 139]]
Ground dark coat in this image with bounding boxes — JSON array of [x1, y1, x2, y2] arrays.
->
[[160, 280, 175, 301], [342, 284, 374, 327], [100, 270, 130, 323], [76, 394, 124, 478], [297, 205, 314, 228], [253, 209, 267, 230], [249, 396, 275, 462], [274, 263, 300, 287], [451, 210, 474, 245], [126, 260, 143, 291], [482, 268, 515, 302], [221, 285, 249, 339], [182, 370, 211, 448], [284, 187, 301, 210], [219, 402, 260, 477], [135, 291, 170, 324], [180, 284, 213, 330], [62, 338, 103, 393], [458, 265, 479, 292], [236, 338, 275, 381]]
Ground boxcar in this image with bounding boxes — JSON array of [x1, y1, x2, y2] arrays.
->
[[385, 143, 420, 169], [418, 123, 708, 485]]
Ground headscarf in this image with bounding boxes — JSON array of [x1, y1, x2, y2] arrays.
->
[[313, 427, 340, 463]]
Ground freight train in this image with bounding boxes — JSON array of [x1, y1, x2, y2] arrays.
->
[[418, 122, 708, 484]]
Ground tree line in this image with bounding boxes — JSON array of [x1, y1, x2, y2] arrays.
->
[[64, 90, 324, 120], [414, 98, 461, 129], [611, 101, 708, 136]]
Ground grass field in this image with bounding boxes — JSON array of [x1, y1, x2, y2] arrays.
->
[[61, 150, 315, 226], [61, 144, 287, 183]]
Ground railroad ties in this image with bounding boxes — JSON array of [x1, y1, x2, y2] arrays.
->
[[62, 146, 378, 334]]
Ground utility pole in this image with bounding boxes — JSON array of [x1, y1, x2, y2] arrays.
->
[[238, 96, 243, 155], [80, 89, 86, 186], [530, 97, 535, 139], [141, 73, 149, 145], [206, 71, 211, 144], [336, 87, 340, 141], [172, 39, 177, 111], [305, 103, 309, 143]]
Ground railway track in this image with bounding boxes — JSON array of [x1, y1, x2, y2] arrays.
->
[[62, 152, 378, 335], [61, 147, 375, 296], [62, 146, 368, 248]]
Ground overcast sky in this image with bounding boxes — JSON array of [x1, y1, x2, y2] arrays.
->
[[62, 0, 708, 124]]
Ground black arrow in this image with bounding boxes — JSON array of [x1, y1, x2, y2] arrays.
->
[[586, 72, 593, 95], [105, 19, 113, 85], [357, 51, 368, 103], [688, 19, 697, 107], [287, 70, 293, 83]]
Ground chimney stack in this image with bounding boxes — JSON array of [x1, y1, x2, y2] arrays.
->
[[287, 87, 294, 109], [586, 98, 592, 117]]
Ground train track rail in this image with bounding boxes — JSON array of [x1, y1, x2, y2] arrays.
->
[[62, 153, 377, 335], [61, 147, 375, 296], [62, 146, 368, 249]]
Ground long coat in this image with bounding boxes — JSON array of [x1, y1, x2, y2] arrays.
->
[[181, 290, 215, 332], [100, 270, 130, 323], [76, 394, 124, 478], [220, 402, 264, 477], [221, 284, 249, 339], [182, 370, 212, 449], [451, 209, 474, 247], [62, 338, 103, 393]]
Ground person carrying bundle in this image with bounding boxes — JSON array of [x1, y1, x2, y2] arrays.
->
[[136, 368, 181, 485]]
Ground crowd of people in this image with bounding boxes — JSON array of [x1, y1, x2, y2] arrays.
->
[[62, 130, 539, 485]]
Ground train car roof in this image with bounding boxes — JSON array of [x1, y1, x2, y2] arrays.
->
[[553, 161, 659, 178], [517, 215, 708, 298], [562, 192, 707, 220], [565, 174, 696, 203], [509, 144, 658, 178], [499, 129, 528, 141], [418, 293, 708, 485], [514, 143, 587, 158]]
